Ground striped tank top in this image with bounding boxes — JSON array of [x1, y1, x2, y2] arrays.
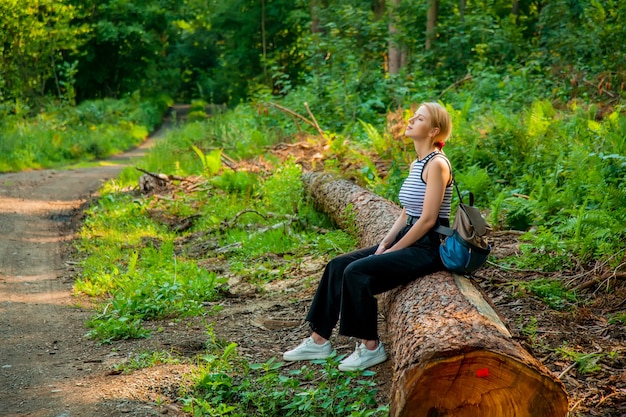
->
[[398, 151, 452, 219]]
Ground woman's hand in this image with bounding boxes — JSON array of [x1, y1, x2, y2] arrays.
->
[[375, 241, 388, 255]]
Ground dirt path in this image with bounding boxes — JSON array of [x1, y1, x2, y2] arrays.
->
[[0, 113, 183, 417]]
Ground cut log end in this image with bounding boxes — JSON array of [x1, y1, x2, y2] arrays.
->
[[393, 350, 569, 417]]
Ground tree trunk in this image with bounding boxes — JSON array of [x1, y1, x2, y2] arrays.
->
[[310, 0, 329, 34], [512, 0, 521, 25], [303, 173, 399, 247], [261, 0, 267, 80], [302, 172, 569, 417], [388, 0, 402, 75], [426, 0, 439, 51], [372, 0, 385, 21], [310, 0, 320, 33], [459, 0, 466, 22]]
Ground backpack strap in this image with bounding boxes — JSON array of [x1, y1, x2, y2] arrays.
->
[[434, 223, 454, 236]]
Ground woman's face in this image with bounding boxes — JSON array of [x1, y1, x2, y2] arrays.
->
[[405, 106, 433, 140]]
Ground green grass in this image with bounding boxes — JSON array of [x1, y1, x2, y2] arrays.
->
[[181, 330, 388, 417], [0, 96, 167, 172], [513, 278, 579, 310], [74, 155, 354, 343], [608, 312, 626, 327], [138, 103, 288, 177], [114, 350, 183, 374], [556, 344, 605, 375]]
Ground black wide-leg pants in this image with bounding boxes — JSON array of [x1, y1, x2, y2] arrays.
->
[[306, 224, 444, 341]]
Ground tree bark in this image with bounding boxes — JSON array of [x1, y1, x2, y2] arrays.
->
[[310, 0, 329, 34], [372, 0, 385, 21], [388, 0, 403, 75], [310, 0, 321, 33], [302, 172, 569, 417], [459, 0, 466, 22], [426, 0, 439, 51], [261, 0, 267, 80]]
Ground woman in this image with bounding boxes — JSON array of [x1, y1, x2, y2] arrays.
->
[[283, 102, 453, 371]]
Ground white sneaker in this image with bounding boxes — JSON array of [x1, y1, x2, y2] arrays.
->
[[338, 342, 388, 371], [283, 337, 332, 361]]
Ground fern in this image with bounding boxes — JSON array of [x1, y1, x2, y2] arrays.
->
[[192, 145, 223, 175], [358, 119, 386, 156], [527, 99, 551, 139]]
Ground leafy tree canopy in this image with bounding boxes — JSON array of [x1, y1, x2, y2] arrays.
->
[[1, 0, 624, 112]]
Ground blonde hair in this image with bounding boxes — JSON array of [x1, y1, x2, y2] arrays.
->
[[421, 102, 452, 148]]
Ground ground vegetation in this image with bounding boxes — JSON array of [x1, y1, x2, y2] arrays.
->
[[1, 1, 625, 415]]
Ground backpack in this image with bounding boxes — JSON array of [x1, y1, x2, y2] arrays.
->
[[435, 181, 492, 275]]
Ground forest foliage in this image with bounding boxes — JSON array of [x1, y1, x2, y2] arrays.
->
[[2, 2, 625, 415], [1, 1, 625, 279], [3, 0, 626, 106]]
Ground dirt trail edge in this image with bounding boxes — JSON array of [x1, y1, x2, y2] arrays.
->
[[0, 110, 182, 417]]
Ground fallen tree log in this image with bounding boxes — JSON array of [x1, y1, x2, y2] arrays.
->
[[302, 172, 569, 417]]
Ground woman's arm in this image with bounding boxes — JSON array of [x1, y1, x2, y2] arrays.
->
[[375, 160, 416, 254], [384, 157, 450, 252], [375, 208, 409, 254]]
